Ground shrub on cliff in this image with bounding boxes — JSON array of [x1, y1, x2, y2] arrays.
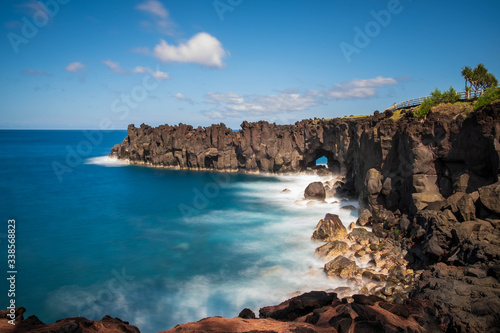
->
[[415, 86, 461, 117], [474, 86, 500, 111]]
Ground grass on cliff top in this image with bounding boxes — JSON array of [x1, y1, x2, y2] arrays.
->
[[390, 109, 404, 121], [311, 114, 370, 123], [313, 98, 486, 123], [341, 114, 370, 119]]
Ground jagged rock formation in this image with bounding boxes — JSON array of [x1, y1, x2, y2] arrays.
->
[[108, 103, 500, 332], [163, 292, 440, 333], [0, 307, 139, 333], [111, 102, 500, 217]]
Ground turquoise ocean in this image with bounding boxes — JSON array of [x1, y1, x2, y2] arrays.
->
[[0, 130, 358, 332]]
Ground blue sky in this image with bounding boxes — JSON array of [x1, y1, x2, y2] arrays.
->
[[1, 0, 499, 129]]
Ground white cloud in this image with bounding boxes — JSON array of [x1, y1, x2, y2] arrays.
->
[[65, 62, 86, 73], [203, 91, 318, 119], [103, 62, 169, 81], [131, 66, 169, 81], [151, 70, 169, 81], [153, 32, 227, 68], [173, 92, 195, 104], [102, 60, 127, 74], [135, 0, 175, 36], [202, 76, 399, 119], [325, 76, 398, 99], [136, 0, 168, 18]]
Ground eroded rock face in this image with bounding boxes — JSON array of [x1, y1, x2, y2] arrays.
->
[[414, 263, 500, 333], [111, 103, 500, 216], [311, 214, 347, 242]]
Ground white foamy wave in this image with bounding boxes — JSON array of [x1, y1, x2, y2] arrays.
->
[[84, 156, 130, 167]]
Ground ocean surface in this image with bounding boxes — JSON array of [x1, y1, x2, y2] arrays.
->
[[0, 130, 358, 333]]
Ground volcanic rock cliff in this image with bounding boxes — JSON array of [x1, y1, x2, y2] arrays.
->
[[111, 102, 500, 217], [109, 102, 500, 332]]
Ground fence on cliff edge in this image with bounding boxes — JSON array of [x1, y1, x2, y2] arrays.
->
[[391, 89, 485, 110]]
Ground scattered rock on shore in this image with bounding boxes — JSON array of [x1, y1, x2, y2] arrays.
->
[[304, 181, 326, 200], [311, 213, 347, 241]]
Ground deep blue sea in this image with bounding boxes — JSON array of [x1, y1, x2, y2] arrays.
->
[[0, 130, 357, 332]]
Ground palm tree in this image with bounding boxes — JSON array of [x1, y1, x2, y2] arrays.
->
[[461, 66, 472, 91]]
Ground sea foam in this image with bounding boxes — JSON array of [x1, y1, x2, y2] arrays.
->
[[84, 156, 130, 167]]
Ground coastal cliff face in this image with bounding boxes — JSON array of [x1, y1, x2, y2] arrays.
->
[[108, 102, 500, 332], [111, 102, 500, 216]]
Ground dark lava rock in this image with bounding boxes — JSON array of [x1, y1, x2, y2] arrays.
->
[[304, 182, 326, 200], [239, 308, 256, 319], [259, 291, 337, 321]]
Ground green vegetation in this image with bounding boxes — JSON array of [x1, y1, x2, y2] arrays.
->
[[462, 63, 498, 91], [415, 86, 461, 117], [390, 109, 404, 121], [474, 86, 500, 111], [340, 114, 369, 119]]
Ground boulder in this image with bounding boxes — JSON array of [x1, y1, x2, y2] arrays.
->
[[453, 173, 470, 193], [365, 169, 383, 195], [315, 241, 349, 260], [357, 209, 373, 226], [348, 228, 378, 245], [304, 182, 326, 200], [324, 256, 359, 278], [312, 214, 347, 242], [478, 182, 500, 214], [259, 291, 337, 321], [456, 193, 476, 221], [447, 192, 465, 213], [412, 192, 446, 211], [238, 308, 256, 319], [381, 177, 392, 196]]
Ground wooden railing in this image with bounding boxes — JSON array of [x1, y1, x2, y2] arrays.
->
[[391, 89, 485, 110]]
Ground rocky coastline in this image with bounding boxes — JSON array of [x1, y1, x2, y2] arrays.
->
[[5, 101, 499, 332]]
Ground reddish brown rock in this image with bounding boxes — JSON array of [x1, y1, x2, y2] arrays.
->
[[0, 311, 139, 333]]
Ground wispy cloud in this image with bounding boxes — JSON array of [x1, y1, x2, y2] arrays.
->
[[173, 92, 195, 104], [102, 61, 170, 81], [153, 32, 227, 68], [65, 62, 86, 73], [102, 60, 127, 74], [202, 76, 399, 119], [23, 69, 49, 76], [132, 66, 170, 81], [325, 76, 398, 99], [135, 0, 176, 36], [202, 91, 318, 119]]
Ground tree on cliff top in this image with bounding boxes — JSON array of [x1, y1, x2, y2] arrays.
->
[[461, 64, 498, 91]]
